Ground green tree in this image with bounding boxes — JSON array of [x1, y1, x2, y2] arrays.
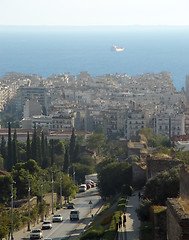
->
[[26, 132, 31, 161], [144, 167, 180, 205], [0, 136, 7, 169], [12, 129, 18, 166], [72, 162, 93, 184], [42, 137, 50, 168], [63, 147, 70, 174], [7, 122, 12, 171], [98, 161, 132, 197], [86, 133, 105, 152], [50, 139, 54, 166], [12, 159, 42, 198], [31, 125, 37, 161], [0, 155, 4, 170], [69, 128, 76, 163], [0, 174, 13, 204]]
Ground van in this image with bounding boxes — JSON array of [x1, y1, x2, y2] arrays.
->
[[79, 184, 87, 192], [70, 210, 80, 220]]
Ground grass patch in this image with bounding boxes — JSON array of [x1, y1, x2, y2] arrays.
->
[[80, 195, 127, 240]]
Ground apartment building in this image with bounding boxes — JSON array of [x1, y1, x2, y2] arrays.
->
[[153, 113, 185, 138], [125, 110, 146, 140], [19, 86, 47, 111]]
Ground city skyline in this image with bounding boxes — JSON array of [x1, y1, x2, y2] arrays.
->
[[0, 0, 189, 26]]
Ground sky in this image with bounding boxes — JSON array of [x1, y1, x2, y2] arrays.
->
[[0, 0, 189, 26]]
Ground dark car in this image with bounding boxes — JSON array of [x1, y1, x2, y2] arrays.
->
[[67, 202, 75, 209]]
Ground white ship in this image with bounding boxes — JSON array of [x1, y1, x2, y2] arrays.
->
[[112, 45, 125, 52]]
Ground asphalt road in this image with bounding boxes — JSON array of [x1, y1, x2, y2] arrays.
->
[[13, 187, 101, 240]]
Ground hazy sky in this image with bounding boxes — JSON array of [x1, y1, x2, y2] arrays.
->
[[1, 0, 189, 26]]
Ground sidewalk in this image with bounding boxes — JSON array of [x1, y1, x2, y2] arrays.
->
[[116, 190, 141, 240]]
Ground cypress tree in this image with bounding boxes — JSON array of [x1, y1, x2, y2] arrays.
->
[[41, 131, 45, 160], [7, 122, 12, 171], [26, 131, 31, 161], [63, 146, 70, 175], [0, 136, 7, 169], [31, 124, 37, 160], [69, 128, 76, 163], [42, 136, 50, 168], [50, 139, 54, 166], [12, 129, 18, 165], [36, 136, 42, 166]]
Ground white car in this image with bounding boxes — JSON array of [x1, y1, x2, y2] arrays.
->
[[42, 220, 52, 229], [52, 214, 63, 222], [79, 184, 87, 192], [70, 210, 80, 220], [30, 229, 43, 239]]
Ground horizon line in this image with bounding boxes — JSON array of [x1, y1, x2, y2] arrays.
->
[[0, 24, 189, 27]]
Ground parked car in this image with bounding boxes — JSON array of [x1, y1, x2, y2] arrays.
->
[[79, 184, 87, 192], [52, 214, 63, 222], [67, 202, 75, 209], [70, 210, 80, 220], [30, 229, 43, 239], [42, 220, 52, 229]]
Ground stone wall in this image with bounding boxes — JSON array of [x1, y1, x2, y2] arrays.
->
[[180, 166, 189, 201], [146, 155, 182, 179], [132, 162, 146, 187], [167, 198, 189, 240], [152, 207, 167, 240]]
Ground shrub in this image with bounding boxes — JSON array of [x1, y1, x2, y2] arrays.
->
[[80, 226, 104, 240], [101, 215, 112, 225], [136, 199, 153, 221]]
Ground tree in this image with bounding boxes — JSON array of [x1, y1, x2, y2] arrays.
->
[[12, 159, 42, 198], [7, 122, 12, 171], [12, 129, 18, 166], [26, 132, 31, 161], [42, 137, 50, 168], [31, 125, 37, 161], [86, 133, 105, 152], [69, 128, 76, 163], [144, 167, 180, 205], [49, 139, 54, 166], [72, 163, 93, 184], [97, 161, 132, 197], [0, 174, 13, 204], [63, 147, 70, 174], [0, 136, 7, 169], [0, 155, 4, 170]]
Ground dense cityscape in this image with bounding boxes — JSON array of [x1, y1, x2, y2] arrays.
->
[[1, 71, 189, 240]]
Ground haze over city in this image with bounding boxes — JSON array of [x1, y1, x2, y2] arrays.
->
[[1, 0, 189, 26]]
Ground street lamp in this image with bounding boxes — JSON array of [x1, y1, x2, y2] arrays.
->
[[51, 171, 54, 215], [11, 181, 16, 240], [73, 166, 75, 185], [27, 177, 32, 231], [60, 172, 63, 208], [41, 175, 44, 222]]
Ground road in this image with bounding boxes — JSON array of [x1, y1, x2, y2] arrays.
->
[[14, 187, 101, 240]]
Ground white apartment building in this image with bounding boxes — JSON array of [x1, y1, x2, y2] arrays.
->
[[125, 110, 146, 140], [23, 99, 42, 118], [153, 113, 185, 138], [19, 86, 47, 110]]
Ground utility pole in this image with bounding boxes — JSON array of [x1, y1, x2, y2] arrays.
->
[[51, 171, 54, 215], [11, 181, 15, 240], [27, 177, 32, 231]]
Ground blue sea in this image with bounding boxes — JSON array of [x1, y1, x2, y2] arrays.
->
[[0, 26, 189, 90]]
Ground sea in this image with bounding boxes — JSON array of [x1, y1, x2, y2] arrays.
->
[[0, 25, 189, 91]]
